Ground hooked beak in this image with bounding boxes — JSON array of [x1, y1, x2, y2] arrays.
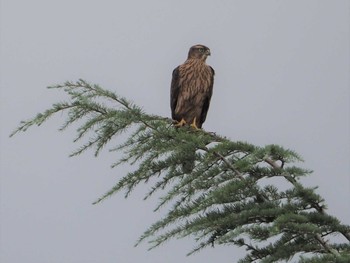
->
[[205, 49, 211, 56]]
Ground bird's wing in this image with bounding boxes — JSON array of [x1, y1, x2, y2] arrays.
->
[[200, 66, 215, 125], [170, 66, 180, 119]]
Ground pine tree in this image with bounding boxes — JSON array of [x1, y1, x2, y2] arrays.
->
[[11, 80, 350, 262]]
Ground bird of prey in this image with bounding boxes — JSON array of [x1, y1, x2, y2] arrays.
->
[[170, 44, 215, 129]]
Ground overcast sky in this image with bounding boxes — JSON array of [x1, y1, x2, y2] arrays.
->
[[1, 1, 349, 262]]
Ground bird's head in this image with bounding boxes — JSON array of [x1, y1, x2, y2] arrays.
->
[[187, 44, 211, 61]]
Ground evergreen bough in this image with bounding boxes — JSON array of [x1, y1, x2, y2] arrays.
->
[[11, 80, 350, 262]]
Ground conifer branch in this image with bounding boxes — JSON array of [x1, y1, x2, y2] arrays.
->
[[11, 80, 350, 262]]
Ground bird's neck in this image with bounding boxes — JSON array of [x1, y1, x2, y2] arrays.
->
[[184, 58, 207, 66]]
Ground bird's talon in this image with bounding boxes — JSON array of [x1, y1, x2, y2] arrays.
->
[[190, 118, 200, 130], [175, 118, 187, 127]]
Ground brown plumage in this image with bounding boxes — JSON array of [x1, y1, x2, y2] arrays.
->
[[171, 44, 215, 129]]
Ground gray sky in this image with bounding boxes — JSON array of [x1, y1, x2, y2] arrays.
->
[[1, 1, 349, 262]]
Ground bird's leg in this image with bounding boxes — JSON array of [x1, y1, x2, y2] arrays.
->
[[190, 117, 200, 130], [175, 118, 187, 127]]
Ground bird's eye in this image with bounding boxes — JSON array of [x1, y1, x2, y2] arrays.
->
[[198, 48, 204, 53]]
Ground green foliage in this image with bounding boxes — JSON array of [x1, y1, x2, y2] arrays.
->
[[11, 80, 350, 262]]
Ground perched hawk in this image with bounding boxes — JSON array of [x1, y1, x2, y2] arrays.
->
[[171, 44, 215, 129]]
